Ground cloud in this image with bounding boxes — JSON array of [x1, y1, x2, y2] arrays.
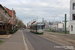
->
[[0, 0, 70, 25], [23, 8, 30, 11]]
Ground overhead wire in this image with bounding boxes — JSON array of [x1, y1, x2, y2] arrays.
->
[[52, 0, 73, 22], [25, 0, 71, 23], [46, 0, 62, 12], [25, 0, 62, 18], [24, 0, 62, 18]]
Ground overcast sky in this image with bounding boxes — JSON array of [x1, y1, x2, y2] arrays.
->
[[0, 0, 70, 25]]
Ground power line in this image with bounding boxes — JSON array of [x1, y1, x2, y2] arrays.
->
[[52, 0, 73, 22], [26, 0, 70, 22], [46, 0, 62, 12]]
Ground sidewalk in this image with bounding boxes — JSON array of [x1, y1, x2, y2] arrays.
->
[[0, 30, 25, 50], [0, 34, 12, 39]]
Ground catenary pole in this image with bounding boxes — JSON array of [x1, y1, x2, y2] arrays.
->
[[65, 14, 67, 34]]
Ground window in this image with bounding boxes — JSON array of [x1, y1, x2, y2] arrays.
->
[[73, 3, 75, 10], [3, 25, 5, 30], [71, 25, 73, 31], [0, 25, 2, 30], [37, 25, 43, 30], [72, 14, 75, 20]]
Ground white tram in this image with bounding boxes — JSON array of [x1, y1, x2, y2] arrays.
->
[[30, 22, 45, 34]]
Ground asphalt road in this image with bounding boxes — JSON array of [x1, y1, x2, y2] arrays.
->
[[23, 29, 70, 50]]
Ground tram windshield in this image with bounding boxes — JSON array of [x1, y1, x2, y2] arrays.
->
[[37, 25, 43, 31]]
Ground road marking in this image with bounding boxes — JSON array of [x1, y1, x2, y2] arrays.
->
[[21, 30, 28, 50]]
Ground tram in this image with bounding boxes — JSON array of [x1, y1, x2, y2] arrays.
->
[[30, 22, 45, 34]]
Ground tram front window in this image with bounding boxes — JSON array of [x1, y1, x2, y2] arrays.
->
[[37, 25, 43, 31]]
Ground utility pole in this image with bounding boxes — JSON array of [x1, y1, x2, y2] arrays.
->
[[65, 14, 67, 34], [12, 8, 13, 30]]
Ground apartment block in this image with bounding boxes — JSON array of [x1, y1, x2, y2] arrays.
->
[[70, 0, 75, 34]]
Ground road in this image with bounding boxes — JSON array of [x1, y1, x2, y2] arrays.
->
[[23, 29, 70, 50]]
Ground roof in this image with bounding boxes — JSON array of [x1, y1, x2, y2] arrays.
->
[[5, 7, 16, 17], [0, 4, 7, 13], [32, 21, 36, 24], [0, 4, 12, 17]]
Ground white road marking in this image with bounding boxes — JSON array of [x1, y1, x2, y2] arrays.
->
[[21, 30, 28, 50]]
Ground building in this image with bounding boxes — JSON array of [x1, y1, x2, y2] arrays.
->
[[70, 0, 75, 34], [5, 7, 16, 25], [0, 4, 16, 34], [0, 4, 12, 34], [27, 21, 32, 29], [4, 7, 16, 30], [57, 22, 69, 32], [45, 21, 70, 32]]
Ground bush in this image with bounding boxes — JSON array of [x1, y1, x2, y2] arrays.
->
[[0, 30, 6, 35], [8, 29, 17, 34]]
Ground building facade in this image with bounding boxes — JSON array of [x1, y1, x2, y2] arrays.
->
[[0, 4, 12, 34], [5, 7, 16, 25], [0, 4, 16, 34], [27, 21, 32, 29], [45, 21, 69, 32], [70, 0, 75, 34]]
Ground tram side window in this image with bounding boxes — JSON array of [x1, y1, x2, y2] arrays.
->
[[37, 26, 39, 30], [35, 26, 36, 30], [36, 26, 37, 30], [33, 26, 34, 30], [30, 26, 31, 29], [42, 25, 44, 29]]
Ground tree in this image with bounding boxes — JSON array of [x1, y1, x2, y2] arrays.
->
[[15, 17, 26, 29]]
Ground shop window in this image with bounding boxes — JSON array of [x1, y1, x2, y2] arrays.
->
[[73, 3, 75, 10], [71, 25, 73, 31], [3, 25, 5, 30], [72, 14, 75, 20]]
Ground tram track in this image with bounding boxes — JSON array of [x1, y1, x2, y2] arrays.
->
[[38, 32, 75, 47]]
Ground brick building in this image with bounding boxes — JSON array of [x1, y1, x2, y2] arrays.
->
[[5, 8, 16, 25], [0, 4, 16, 34], [0, 4, 12, 34], [5, 7, 16, 30]]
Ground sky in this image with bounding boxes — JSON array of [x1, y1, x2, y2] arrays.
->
[[0, 0, 70, 25]]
